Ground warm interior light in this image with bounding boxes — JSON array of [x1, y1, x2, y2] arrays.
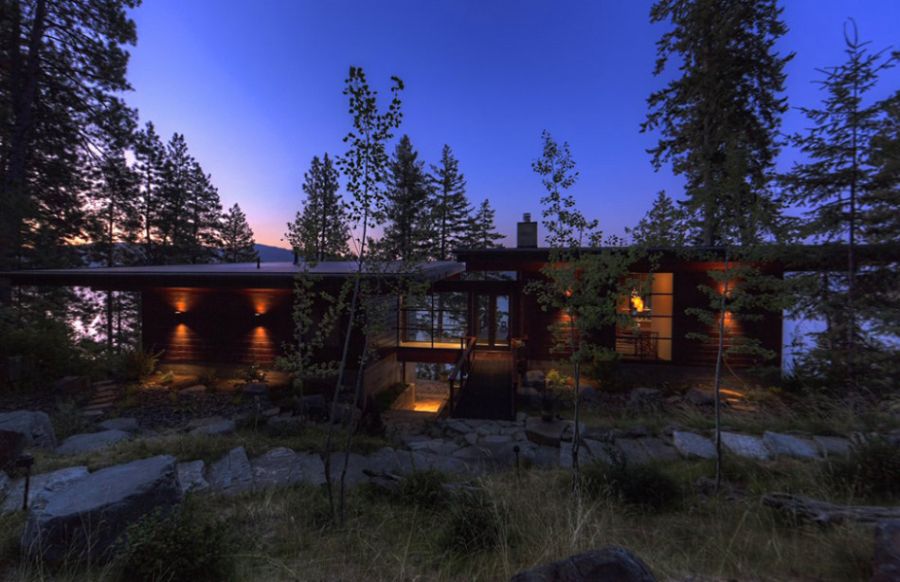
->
[[413, 400, 442, 413], [630, 291, 646, 313]]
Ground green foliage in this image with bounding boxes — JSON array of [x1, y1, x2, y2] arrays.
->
[[114, 346, 163, 382], [582, 459, 681, 512], [286, 153, 350, 262], [588, 347, 621, 389], [220, 203, 258, 263], [823, 438, 900, 500], [626, 190, 687, 246], [113, 507, 236, 582], [51, 399, 93, 440], [0, 308, 89, 389], [441, 490, 508, 553], [428, 144, 473, 260], [643, 0, 791, 245], [464, 198, 505, 249], [397, 470, 448, 510]]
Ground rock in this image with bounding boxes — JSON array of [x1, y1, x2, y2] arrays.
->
[[243, 382, 268, 397], [684, 388, 715, 406], [185, 416, 228, 431], [721, 432, 770, 460], [0, 471, 10, 503], [208, 447, 254, 495], [627, 388, 662, 412], [531, 445, 561, 468], [0, 429, 26, 466], [579, 386, 602, 405], [525, 417, 570, 447], [189, 418, 236, 436], [252, 447, 310, 489], [179, 384, 207, 395], [56, 430, 131, 456], [524, 370, 546, 389], [873, 520, 900, 582], [262, 406, 280, 418], [813, 435, 851, 457], [0, 410, 57, 449], [327, 452, 369, 487], [582, 439, 614, 466], [98, 417, 139, 433], [511, 545, 657, 581], [614, 438, 653, 465], [176, 460, 209, 494], [639, 437, 679, 462], [2, 466, 90, 513], [20, 455, 181, 563], [297, 394, 328, 420], [672, 431, 717, 460], [762, 431, 819, 459]]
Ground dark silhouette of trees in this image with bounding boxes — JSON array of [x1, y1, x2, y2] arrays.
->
[[221, 203, 258, 263], [287, 154, 350, 261]]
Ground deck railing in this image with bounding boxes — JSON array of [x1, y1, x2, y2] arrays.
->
[[447, 336, 477, 414]]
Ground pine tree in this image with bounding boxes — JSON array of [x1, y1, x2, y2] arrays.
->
[[221, 204, 258, 263], [286, 153, 350, 261], [783, 23, 897, 391], [428, 144, 471, 260], [184, 165, 223, 264], [627, 191, 687, 247], [465, 199, 505, 249], [133, 122, 167, 264], [642, 0, 791, 246], [376, 135, 432, 262], [0, 0, 138, 269]]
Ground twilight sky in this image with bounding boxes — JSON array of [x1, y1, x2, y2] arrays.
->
[[125, 1, 900, 248]]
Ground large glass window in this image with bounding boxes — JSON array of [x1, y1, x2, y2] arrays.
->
[[400, 292, 467, 348], [615, 273, 673, 361]]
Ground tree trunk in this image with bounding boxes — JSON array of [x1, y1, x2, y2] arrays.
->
[[713, 247, 729, 492]]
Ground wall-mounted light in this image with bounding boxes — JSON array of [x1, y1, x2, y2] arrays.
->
[[174, 310, 184, 317]]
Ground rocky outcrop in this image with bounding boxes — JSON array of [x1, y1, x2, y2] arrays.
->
[[762, 432, 819, 459], [20, 455, 181, 563], [56, 430, 131, 456], [207, 446, 254, 495], [176, 460, 209, 494], [0, 411, 57, 449], [98, 417, 140, 433], [2, 466, 90, 513], [511, 545, 656, 581], [873, 521, 900, 582], [672, 431, 716, 460], [721, 432, 770, 460]]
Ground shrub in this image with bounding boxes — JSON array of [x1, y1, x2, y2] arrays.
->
[[441, 490, 507, 553], [589, 347, 621, 389], [0, 308, 90, 390], [823, 437, 900, 500], [113, 346, 162, 382], [113, 507, 235, 582], [241, 362, 267, 383], [397, 470, 448, 510], [582, 459, 680, 511]]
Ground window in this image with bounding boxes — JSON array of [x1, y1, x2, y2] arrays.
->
[[399, 292, 467, 348], [615, 273, 673, 361]]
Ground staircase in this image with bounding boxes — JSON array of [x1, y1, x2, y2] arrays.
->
[[451, 351, 515, 420]]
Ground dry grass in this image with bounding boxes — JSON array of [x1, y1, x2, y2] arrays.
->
[[0, 457, 879, 581]]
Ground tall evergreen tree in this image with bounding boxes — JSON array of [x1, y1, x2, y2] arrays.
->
[[642, 0, 791, 246], [783, 24, 898, 391], [428, 144, 471, 260], [0, 0, 138, 269], [87, 150, 141, 268], [465, 199, 505, 249], [133, 122, 167, 264], [221, 203, 258, 263], [627, 190, 687, 247], [376, 135, 432, 262], [286, 154, 350, 261]]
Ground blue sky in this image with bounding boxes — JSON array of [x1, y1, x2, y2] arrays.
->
[[125, 1, 900, 247]]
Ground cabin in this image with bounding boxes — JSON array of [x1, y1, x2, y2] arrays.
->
[[4, 215, 890, 419]]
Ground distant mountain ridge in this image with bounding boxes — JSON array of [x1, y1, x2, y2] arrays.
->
[[254, 244, 293, 262]]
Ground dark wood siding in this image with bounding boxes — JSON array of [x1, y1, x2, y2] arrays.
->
[[142, 287, 293, 364]]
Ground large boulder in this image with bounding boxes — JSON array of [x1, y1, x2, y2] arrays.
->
[[208, 447, 254, 495], [98, 417, 139, 433], [721, 432, 770, 460], [188, 418, 236, 437], [2, 466, 90, 513], [525, 417, 570, 447], [0, 411, 57, 449], [176, 460, 209, 495], [252, 447, 311, 489], [56, 430, 131, 456], [672, 431, 716, 460], [762, 431, 819, 459], [873, 520, 900, 582], [511, 545, 656, 581], [20, 455, 180, 563]]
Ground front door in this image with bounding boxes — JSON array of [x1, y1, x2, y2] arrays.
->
[[474, 294, 510, 348]]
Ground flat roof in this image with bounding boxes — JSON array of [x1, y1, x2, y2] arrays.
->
[[0, 260, 466, 289]]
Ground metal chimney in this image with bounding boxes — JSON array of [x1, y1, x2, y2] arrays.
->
[[517, 213, 537, 248]]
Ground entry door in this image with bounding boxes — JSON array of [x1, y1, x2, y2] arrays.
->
[[474, 294, 510, 348]]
